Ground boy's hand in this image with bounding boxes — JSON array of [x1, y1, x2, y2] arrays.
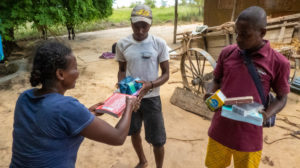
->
[[258, 109, 268, 122], [89, 102, 104, 116], [136, 80, 152, 100], [203, 93, 213, 101]]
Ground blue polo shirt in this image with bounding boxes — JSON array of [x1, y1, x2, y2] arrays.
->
[[10, 89, 95, 168]]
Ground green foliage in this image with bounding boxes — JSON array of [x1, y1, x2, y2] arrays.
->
[[144, 0, 156, 8], [181, 0, 187, 5], [108, 8, 132, 23], [107, 5, 202, 24], [93, 0, 114, 19], [0, 0, 20, 40], [31, 0, 66, 27], [63, 0, 98, 29], [13, 5, 203, 40], [0, 0, 114, 56], [129, 1, 142, 8]]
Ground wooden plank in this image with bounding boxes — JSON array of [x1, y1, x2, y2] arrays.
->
[[278, 21, 287, 43], [267, 22, 299, 30], [225, 34, 230, 45], [232, 33, 237, 44], [170, 87, 213, 120], [265, 27, 294, 43], [206, 35, 227, 47], [265, 29, 281, 42], [207, 47, 223, 60], [282, 27, 295, 43], [267, 13, 300, 24]]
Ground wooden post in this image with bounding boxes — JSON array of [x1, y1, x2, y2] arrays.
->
[[278, 21, 287, 43], [231, 0, 237, 21], [173, 0, 178, 44]]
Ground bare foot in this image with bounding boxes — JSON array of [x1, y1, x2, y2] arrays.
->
[[135, 161, 148, 168]]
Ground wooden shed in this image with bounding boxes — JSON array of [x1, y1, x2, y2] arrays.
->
[[204, 0, 300, 27]]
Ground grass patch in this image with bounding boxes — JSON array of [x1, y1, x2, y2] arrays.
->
[[15, 5, 203, 40]]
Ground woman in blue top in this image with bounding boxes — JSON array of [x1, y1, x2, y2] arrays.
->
[[10, 41, 137, 168]]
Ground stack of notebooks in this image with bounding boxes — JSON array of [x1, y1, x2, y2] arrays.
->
[[221, 96, 264, 126], [95, 76, 142, 118]]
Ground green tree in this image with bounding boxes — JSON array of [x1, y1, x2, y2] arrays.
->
[[63, 0, 97, 40], [144, 0, 156, 8], [0, 0, 114, 58], [93, 0, 113, 19], [30, 0, 66, 39], [0, 0, 29, 58]]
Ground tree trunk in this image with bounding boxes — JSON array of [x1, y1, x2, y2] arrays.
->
[[173, 0, 178, 44], [2, 27, 19, 60]]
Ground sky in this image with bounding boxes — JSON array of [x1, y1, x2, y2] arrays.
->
[[113, 0, 176, 8]]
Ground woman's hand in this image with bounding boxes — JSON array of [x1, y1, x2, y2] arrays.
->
[[89, 102, 104, 116], [132, 99, 141, 112], [125, 96, 138, 113]]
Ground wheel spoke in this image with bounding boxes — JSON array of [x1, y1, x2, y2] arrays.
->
[[184, 63, 199, 77], [194, 51, 201, 75], [181, 48, 216, 95], [187, 55, 200, 77], [197, 83, 201, 93], [201, 59, 206, 77]]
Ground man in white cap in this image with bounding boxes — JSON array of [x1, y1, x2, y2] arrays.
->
[[115, 4, 169, 168]]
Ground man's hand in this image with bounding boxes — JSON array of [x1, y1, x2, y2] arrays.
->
[[136, 80, 152, 100], [115, 82, 119, 89], [89, 102, 104, 116]]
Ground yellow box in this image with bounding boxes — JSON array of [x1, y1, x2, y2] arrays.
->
[[205, 89, 226, 111]]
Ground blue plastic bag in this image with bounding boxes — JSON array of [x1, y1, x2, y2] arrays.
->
[[0, 35, 4, 62], [119, 76, 143, 95]]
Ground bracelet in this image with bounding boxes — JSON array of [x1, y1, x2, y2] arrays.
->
[[150, 81, 154, 89]]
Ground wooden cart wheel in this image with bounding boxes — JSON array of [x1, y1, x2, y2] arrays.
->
[[180, 48, 217, 95]]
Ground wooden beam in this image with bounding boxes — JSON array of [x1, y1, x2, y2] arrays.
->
[[173, 0, 178, 44], [267, 22, 299, 30], [267, 13, 300, 25], [278, 21, 287, 43]]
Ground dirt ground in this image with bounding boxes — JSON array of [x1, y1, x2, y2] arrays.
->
[[1, 24, 300, 168]]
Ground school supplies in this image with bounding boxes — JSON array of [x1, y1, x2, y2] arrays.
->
[[96, 93, 136, 118], [232, 102, 264, 117], [224, 96, 254, 105], [221, 104, 264, 126], [119, 76, 143, 96], [205, 89, 226, 111]]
